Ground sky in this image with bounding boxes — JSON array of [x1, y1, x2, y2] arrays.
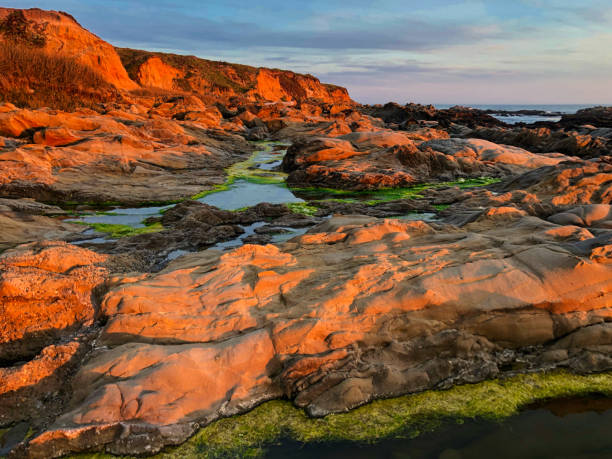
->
[[4, 0, 612, 104]]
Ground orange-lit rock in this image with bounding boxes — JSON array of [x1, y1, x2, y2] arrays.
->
[[0, 341, 86, 427], [32, 127, 81, 147], [0, 104, 253, 203], [0, 241, 108, 361], [500, 161, 612, 210], [0, 8, 138, 90], [135, 56, 183, 90], [17, 214, 611, 456], [119, 48, 352, 105], [422, 138, 574, 170]]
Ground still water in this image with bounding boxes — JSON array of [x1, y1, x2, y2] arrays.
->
[[266, 397, 612, 459]]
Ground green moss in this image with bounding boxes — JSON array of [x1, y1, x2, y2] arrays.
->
[[62, 371, 612, 459], [191, 183, 231, 200], [433, 204, 451, 211], [286, 202, 319, 216], [192, 143, 288, 200], [159, 371, 612, 458], [80, 222, 164, 239], [292, 177, 501, 206], [226, 151, 287, 185]]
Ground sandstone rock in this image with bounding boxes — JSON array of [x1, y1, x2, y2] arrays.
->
[[501, 160, 612, 209], [0, 105, 254, 204], [16, 214, 611, 456], [281, 135, 559, 190], [0, 8, 137, 90], [118, 48, 352, 105], [0, 341, 87, 428], [472, 126, 610, 159], [0, 211, 86, 250], [549, 205, 612, 228], [135, 57, 183, 90], [422, 138, 574, 170], [0, 241, 108, 361]]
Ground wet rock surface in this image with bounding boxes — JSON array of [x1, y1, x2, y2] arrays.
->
[[0, 198, 86, 250]]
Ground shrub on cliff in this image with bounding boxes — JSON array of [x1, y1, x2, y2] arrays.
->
[[0, 41, 118, 111]]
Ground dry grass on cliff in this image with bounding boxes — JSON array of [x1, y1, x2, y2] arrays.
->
[[0, 42, 118, 111]]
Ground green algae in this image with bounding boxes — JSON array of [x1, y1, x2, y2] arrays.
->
[[224, 149, 287, 185], [292, 177, 502, 206], [432, 204, 451, 211], [78, 222, 164, 239], [161, 371, 612, 458], [191, 143, 289, 200], [65, 370, 612, 459], [190, 183, 230, 200], [286, 202, 319, 216]]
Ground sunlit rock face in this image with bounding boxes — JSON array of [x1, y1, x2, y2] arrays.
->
[[0, 102, 253, 204], [471, 126, 612, 159], [118, 49, 352, 105], [0, 242, 108, 362], [14, 213, 611, 457], [2, 6, 612, 458], [281, 134, 575, 190], [0, 8, 137, 90]]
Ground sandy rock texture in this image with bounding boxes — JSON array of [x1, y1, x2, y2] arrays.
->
[[282, 133, 574, 189], [9, 212, 611, 457], [117, 48, 351, 106], [0, 198, 86, 250], [1, 6, 612, 458], [0, 241, 108, 362], [0, 102, 252, 204]]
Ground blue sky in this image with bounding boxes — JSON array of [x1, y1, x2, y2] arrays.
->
[[6, 0, 612, 104]]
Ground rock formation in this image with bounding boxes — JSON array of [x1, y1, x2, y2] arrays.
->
[[0, 8, 136, 90], [282, 133, 575, 190], [8, 212, 612, 457], [0, 6, 611, 459], [117, 48, 352, 105]]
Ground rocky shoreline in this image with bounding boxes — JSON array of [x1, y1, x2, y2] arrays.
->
[[1, 7, 612, 459]]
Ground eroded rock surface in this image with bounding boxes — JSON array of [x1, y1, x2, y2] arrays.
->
[[0, 198, 87, 250], [0, 103, 255, 204], [2, 6, 612, 459], [10, 212, 611, 457], [282, 134, 573, 190], [0, 242, 108, 362]]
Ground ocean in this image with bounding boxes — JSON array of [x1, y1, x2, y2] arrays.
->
[[434, 104, 596, 125]]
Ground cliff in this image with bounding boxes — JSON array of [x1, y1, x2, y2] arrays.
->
[[0, 8, 137, 90], [116, 47, 352, 104], [0, 7, 351, 109]]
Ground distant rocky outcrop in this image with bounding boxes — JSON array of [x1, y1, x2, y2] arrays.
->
[[361, 102, 505, 129], [560, 106, 612, 129], [472, 126, 612, 159]]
